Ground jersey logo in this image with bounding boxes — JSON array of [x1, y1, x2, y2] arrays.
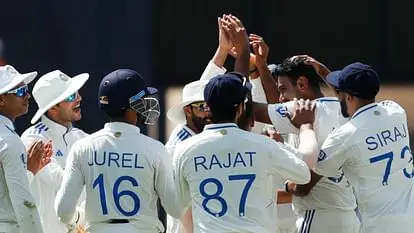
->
[[55, 150, 64, 157], [32, 123, 49, 135], [275, 105, 288, 117], [318, 150, 327, 162], [21, 153, 27, 169]]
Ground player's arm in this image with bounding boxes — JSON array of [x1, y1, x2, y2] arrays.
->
[[249, 33, 279, 104], [199, 17, 231, 81], [181, 208, 193, 233], [286, 170, 323, 197], [1, 142, 44, 233], [277, 190, 293, 204], [55, 143, 84, 225], [269, 141, 310, 184], [155, 146, 186, 219], [314, 127, 354, 178], [172, 145, 193, 218]]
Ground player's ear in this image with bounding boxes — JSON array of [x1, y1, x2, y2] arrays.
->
[[183, 105, 192, 118], [296, 76, 309, 91], [0, 94, 5, 106]]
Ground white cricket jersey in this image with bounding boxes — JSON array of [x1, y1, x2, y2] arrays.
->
[[165, 124, 195, 233], [173, 123, 311, 233], [268, 97, 357, 213], [55, 122, 180, 233], [166, 59, 225, 233], [315, 101, 414, 231], [21, 115, 88, 233], [0, 115, 43, 233], [166, 125, 196, 155]]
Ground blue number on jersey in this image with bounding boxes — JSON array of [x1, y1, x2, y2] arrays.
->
[[369, 145, 413, 186], [199, 174, 256, 217], [93, 173, 141, 216]]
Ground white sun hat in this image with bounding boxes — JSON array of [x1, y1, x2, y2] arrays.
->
[[30, 70, 89, 124], [167, 79, 209, 125], [0, 65, 37, 95]]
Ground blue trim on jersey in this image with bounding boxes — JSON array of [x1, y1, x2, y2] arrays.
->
[[205, 125, 238, 130], [34, 123, 43, 129], [315, 99, 339, 102], [4, 125, 16, 134], [352, 104, 378, 119], [170, 128, 192, 146]]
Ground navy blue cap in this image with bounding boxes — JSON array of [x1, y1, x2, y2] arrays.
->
[[326, 62, 380, 99], [204, 72, 252, 108], [98, 69, 157, 113]]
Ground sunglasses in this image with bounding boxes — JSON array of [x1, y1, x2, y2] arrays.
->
[[190, 102, 210, 112], [7, 85, 29, 97], [65, 92, 77, 102]]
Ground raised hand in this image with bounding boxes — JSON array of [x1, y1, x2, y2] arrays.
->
[[289, 98, 316, 128], [217, 16, 233, 53], [249, 34, 269, 69]]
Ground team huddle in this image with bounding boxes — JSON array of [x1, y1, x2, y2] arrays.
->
[[0, 14, 413, 233]]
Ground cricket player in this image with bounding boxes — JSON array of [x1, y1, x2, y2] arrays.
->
[[314, 62, 414, 233], [21, 70, 89, 233], [55, 69, 181, 233], [254, 57, 360, 233], [0, 65, 44, 233], [173, 72, 319, 233]]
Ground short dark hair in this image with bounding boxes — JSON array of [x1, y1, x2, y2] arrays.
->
[[274, 57, 321, 90], [210, 105, 238, 123]]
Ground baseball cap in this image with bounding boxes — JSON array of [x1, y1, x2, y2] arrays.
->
[[204, 72, 252, 109], [326, 62, 380, 99], [98, 69, 157, 114]]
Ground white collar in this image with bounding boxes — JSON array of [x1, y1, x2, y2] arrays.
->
[[182, 124, 197, 136], [104, 122, 141, 134], [40, 115, 71, 136], [0, 115, 15, 131], [351, 102, 378, 120]]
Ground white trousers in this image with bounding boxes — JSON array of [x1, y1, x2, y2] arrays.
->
[[295, 209, 360, 233]]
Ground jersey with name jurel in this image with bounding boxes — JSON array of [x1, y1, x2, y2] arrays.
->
[[315, 100, 414, 231], [173, 123, 311, 233], [267, 97, 357, 212], [55, 122, 180, 232]]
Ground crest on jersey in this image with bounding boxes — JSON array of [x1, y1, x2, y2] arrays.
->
[[276, 104, 288, 117], [318, 150, 327, 162]]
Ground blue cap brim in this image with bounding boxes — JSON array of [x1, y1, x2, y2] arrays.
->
[[147, 87, 158, 95], [326, 71, 342, 89]]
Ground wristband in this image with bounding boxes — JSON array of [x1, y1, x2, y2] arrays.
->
[[284, 180, 290, 193]]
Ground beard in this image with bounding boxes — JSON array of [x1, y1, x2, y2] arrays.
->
[[191, 114, 211, 133], [340, 99, 350, 118]]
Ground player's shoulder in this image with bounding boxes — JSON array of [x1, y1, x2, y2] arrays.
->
[[69, 127, 89, 138], [21, 122, 50, 139], [378, 100, 406, 114], [165, 124, 193, 148], [327, 119, 358, 143]]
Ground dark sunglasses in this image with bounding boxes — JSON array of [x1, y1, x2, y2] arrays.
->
[[190, 102, 210, 112], [7, 85, 29, 97]]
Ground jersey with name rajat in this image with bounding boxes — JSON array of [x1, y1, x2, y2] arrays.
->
[[173, 123, 311, 233]]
